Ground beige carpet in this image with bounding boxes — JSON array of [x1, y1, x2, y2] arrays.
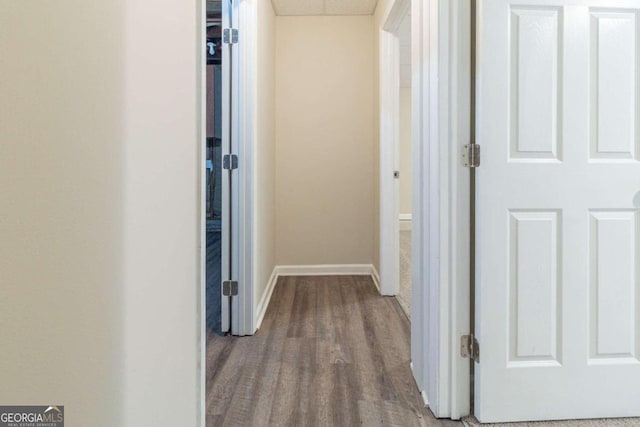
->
[[462, 416, 640, 426], [397, 230, 412, 318]]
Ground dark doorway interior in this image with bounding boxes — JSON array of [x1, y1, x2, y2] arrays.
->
[[205, 0, 223, 334]]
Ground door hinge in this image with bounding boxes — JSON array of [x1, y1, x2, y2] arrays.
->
[[222, 281, 238, 296], [461, 334, 480, 362], [223, 154, 238, 170], [462, 144, 480, 168], [223, 28, 239, 44]]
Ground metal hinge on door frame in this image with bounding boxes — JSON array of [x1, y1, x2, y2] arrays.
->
[[222, 281, 238, 297], [223, 28, 239, 44], [223, 154, 238, 170], [461, 334, 480, 362], [462, 144, 481, 168]]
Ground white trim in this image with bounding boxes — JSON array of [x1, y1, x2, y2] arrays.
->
[[379, 0, 408, 298], [422, 391, 430, 407], [198, 0, 207, 425], [448, 0, 471, 419], [276, 264, 378, 277], [370, 265, 381, 292], [220, 0, 232, 335], [392, 0, 469, 420], [221, 0, 245, 335], [410, 362, 429, 406], [254, 267, 278, 332], [400, 214, 413, 232], [234, 0, 258, 337], [383, 0, 411, 31]]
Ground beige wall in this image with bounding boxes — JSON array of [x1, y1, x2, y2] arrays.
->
[[400, 87, 413, 216], [121, 0, 200, 424], [254, 1, 277, 313], [275, 16, 376, 266], [372, 20, 381, 273], [0, 1, 124, 425], [1, 0, 202, 425]]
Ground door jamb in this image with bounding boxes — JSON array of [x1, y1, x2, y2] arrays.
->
[[378, 0, 472, 419], [234, 0, 256, 337], [198, 0, 259, 423], [379, 0, 408, 298]]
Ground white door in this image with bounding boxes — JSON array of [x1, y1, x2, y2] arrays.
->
[[221, 0, 241, 334], [476, 0, 640, 422]]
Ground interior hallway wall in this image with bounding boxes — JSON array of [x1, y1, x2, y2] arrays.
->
[[121, 0, 201, 424], [1, 0, 203, 425], [275, 16, 376, 266], [400, 86, 413, 216], [254, 0, 277, 318], [0, 1, 124, 425]]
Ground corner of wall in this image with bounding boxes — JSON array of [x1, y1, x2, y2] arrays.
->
[[252, 0, 277, 332]]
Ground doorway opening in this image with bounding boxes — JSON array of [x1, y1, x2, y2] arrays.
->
[[397, 9, 413, 319], [202, 0, 437, 424], [199, 0, 475, 422], [205, 0, 223, 336], [204, 0, 238, 337]]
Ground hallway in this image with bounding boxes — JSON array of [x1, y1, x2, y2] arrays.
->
[[206, 276, 459, 426]]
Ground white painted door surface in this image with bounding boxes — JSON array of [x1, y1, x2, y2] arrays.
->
[[476, 0, 640, 422]]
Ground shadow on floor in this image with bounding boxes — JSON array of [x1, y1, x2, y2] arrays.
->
[[206, 222, 222, 335]]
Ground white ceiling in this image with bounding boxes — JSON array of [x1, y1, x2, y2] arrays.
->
[[271, 0, 379, 16]]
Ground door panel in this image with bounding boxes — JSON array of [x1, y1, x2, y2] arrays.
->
[[476, 0, 640, 422], [220, 0, 234, 334]]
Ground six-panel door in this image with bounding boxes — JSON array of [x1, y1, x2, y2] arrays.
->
[[476, 0, 640, 422]]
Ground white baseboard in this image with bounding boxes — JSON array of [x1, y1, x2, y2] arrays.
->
[[421, 390, 429, 407], [400, 214, 413, 231], [254, 267, 278, 332], [410, 362, 429, 407], [276, 264, 375, 277], [370, 265, 381, 292]]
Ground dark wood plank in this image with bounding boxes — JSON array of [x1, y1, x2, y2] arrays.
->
[[206, 275, 460, 427]]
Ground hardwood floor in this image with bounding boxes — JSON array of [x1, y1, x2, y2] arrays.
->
[[398, 230, 412, 318], [206, 275, 461, 426]]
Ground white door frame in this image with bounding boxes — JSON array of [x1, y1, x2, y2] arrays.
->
[[201, 0, 256, 339], [234, 0, 257, 337], [220, 0, 250, 336], [379, 0, 472, 419], [379, 0, 408, 298]]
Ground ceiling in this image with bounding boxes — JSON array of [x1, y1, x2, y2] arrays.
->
[[271, 0, 379, 16]]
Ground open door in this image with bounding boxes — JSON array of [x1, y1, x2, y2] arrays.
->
[[475, 0, 640, 422], [220, 0, 239, 334]]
